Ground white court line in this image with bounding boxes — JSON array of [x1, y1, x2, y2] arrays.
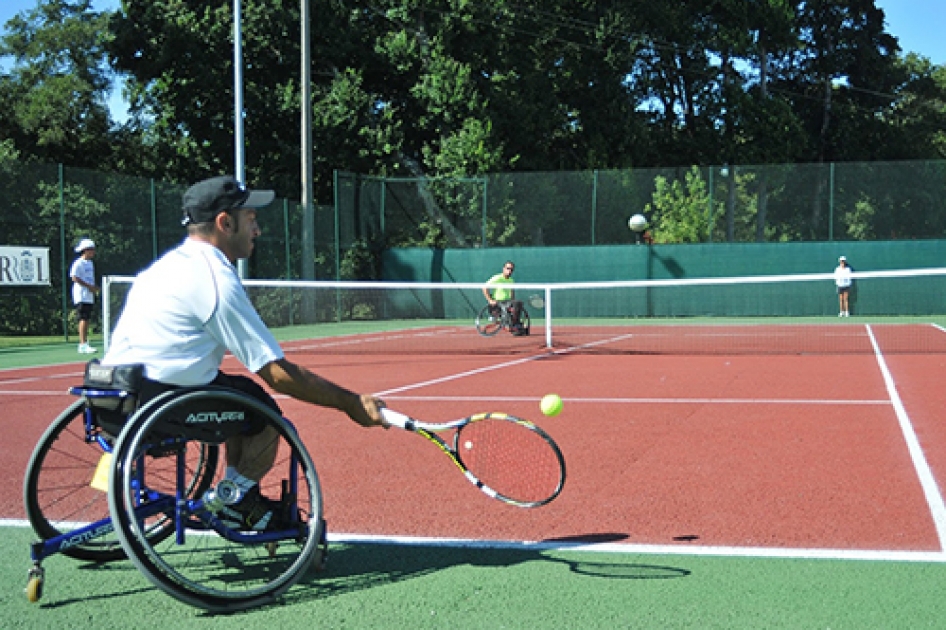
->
[[0, 371, 82, 386], [286, 326, 465, 351], [0, 390, 74, 396], [327, 533, 946, 563], [1, 518, 941, 563], [384, 395, 890, 406], [866, 324, 946, 551], [376, 332, 636, 396]]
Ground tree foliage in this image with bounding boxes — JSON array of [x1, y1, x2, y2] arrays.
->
[[3, 0, 946, 247]]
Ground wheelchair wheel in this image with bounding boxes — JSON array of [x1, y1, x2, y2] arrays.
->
[[476, 304, 503, 336], [108, 389, 324, 612], [23, 399, 218, 562], [519, 308, 531, 333]]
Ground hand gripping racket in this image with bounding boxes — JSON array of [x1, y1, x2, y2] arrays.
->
[[381, 409, 566, 508]]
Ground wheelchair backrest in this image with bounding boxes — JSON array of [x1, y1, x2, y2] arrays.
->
[[79, 360, 143, 415]]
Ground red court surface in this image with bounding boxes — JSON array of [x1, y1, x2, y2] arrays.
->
[[4, 323, 946, 559]]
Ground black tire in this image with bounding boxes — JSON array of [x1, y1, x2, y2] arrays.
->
[[23, 399, 217, 562], [108, 388, 324, 612], [476, 304, 503, 336], [519, 308, 531, 334]]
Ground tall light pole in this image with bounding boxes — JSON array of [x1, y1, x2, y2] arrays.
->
[[301, 0, 315, 282], [234, 0, 247, 278]]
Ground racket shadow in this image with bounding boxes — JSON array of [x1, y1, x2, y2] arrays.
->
[[284, 534, 690, 607], [540, 533, 691, 580]]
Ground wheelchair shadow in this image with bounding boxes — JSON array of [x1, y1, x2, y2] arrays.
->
[[279, 532, 691, 608], [36, 561, 156, 609], [32, 532, 690, 614]]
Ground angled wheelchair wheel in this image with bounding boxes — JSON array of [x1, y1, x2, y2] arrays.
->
[[476, 304, 503, 336], [23, 399, 218, 562], [108, 388, 324, 612], [519, 308, 531, 334]]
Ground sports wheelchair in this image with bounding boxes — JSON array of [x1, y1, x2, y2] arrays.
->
[[475, 301, 531, 337], [24, 361, 326, 612]]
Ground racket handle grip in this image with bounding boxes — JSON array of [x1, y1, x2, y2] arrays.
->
[[380, 408, 411, 429]]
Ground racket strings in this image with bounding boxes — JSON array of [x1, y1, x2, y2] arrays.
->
[[457, 419, 563, 504]]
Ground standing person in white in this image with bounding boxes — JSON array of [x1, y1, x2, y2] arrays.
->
[[102, 175, 387, 532], [834, 255, 853, 317], [70, 238, 98, 353]]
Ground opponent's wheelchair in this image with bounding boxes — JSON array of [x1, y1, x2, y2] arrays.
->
[[24, 361, 326, 612], [475, 301, 530, 337]]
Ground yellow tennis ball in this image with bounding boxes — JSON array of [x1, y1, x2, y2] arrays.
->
[[540, 394, 563, 417]]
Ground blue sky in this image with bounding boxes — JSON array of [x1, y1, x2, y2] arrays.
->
[[874, 0, 946, 65], [0, 0, 943, 121]]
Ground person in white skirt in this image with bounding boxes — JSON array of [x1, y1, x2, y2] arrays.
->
[[834, 255, 853, 317]]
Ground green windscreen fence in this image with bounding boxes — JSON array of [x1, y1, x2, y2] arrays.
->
[[382, 239, 946, 283]]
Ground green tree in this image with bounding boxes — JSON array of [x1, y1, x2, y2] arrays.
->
[[0, 0, 116, 168]]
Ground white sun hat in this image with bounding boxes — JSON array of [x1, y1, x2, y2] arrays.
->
[[75, 238, 96, 253]]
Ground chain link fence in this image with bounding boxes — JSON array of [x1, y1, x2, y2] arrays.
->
[[338, 160, 946, 248], [5, 160, 946, 336]]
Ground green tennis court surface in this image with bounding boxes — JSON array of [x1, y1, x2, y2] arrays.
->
[[3, 526, 945, 628]]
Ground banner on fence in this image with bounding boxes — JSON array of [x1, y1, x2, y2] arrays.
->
[[0, 246, 51, 286]]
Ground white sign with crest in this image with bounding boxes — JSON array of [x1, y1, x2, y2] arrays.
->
[[0, 246, 51, 286]]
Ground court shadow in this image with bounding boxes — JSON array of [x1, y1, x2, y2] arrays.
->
[[277, 535, 691, 609], [37, 560, 156, 609], [543, 532, 630, 545], [540, 532, 691, 580]]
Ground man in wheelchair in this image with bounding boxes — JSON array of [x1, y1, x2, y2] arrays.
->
[[482, 260, 528, 335], [100, 175, 388, 532]]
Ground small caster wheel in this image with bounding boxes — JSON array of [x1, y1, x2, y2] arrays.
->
[[26, 566, 45, 603]]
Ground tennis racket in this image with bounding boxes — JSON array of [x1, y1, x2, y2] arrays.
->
[[528, 294, 545, 309], [381, 408, 566, 508]]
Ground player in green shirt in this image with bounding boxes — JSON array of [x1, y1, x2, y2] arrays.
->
[[482, 261, 527, 335]]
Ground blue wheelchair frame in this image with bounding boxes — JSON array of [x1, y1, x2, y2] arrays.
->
[[25, 382, 322, 612]]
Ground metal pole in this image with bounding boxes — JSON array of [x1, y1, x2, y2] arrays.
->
[[59, 164, 68, 341], [828, 162, 835, 241], [707, 166, 714, 243], [380, 179, 386, 236], [150, 178, 158, 259], [234, 0, 248, 279], [481, 177, 488, 247], [301, 0, 315, 282], [591, 169, 598, 245]]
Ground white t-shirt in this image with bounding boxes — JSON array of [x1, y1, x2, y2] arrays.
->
[[70, 257, 95, 305], [834, 265, 853, 288], [103, 238, 284, 386]]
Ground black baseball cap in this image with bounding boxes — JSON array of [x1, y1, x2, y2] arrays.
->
[[181, 175, 275, 226]]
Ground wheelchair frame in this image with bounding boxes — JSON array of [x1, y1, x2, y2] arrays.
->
[[24, 380, 326, 612], [475, 301, 531, 337]]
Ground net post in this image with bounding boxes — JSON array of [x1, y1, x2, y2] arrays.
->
[[102, 276, 112, 353]]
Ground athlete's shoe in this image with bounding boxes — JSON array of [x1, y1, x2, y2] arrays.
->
[[77, 343, 97, 354], [219, 484, 289, 532]]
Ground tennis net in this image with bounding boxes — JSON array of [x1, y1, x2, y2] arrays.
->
[[102, 268, 946, 356]]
